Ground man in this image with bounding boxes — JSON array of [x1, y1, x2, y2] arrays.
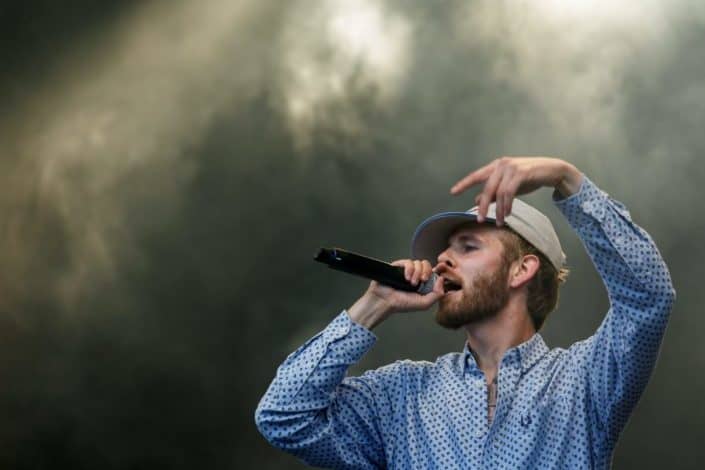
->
[[255, 157, 675, 468]]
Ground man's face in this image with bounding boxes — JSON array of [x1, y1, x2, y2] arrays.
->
[[434, 224, 513, 329]]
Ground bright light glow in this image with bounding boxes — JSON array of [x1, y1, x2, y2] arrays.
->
[[328, 1, 396, 72], [533, 0, 667, 26], [540, 0, 596, 16], [281, 0, 411, 150]]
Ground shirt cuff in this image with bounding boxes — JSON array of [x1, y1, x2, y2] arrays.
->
[[336, 310, 378, 352], [553, 175, 611, 227], [312, 310, 377, 359]]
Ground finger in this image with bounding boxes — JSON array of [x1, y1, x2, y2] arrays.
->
[[450, 163, 494, 195], [392, 259, 413, 281], [500, 192, 509, 221], [506, 195, 514, 216], [502, 176, 521, 220], [477, 166, 503, 223], [420, 260, 433, 282], [411, 260, 423, 285], [421, 279, 445, 305], [495, 169, 515, 226]]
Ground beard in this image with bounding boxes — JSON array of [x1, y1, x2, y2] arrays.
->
[[435, 262, 511, 330]]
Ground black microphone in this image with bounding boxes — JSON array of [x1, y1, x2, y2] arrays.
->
[[314, 247, 438, 295]]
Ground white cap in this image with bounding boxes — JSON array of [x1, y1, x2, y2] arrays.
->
[[410, 198, 566, 271]]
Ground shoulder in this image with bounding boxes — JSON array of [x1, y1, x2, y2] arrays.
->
[[527, 339, 597, 386], [358, 352, 464, 388]]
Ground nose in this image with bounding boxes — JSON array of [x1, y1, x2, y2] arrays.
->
[[435, 247, 455, 272]]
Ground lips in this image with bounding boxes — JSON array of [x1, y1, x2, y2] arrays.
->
[[442, 277, 463, 294]]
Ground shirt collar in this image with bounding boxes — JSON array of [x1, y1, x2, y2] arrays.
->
[[462, 333, 549, 375]]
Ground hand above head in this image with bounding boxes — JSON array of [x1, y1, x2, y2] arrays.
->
[[348, 259, 444, 330], [450, 157, 583, 227]]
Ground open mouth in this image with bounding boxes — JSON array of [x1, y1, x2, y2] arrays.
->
[[442, 278, 463, 294]]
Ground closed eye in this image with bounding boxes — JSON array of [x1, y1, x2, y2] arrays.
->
[[447, 235, 484, 255]]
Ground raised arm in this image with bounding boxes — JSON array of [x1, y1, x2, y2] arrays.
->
[[451, 156, 676, 442], [554, 176, 675, 441]]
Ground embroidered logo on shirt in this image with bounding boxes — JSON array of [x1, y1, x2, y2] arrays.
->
[[520, 413, 533, 428]]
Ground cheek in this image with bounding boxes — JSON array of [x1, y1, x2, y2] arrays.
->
[[459, 259, 500, 280]]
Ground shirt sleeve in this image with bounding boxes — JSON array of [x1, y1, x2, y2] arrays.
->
[[554, 175, 676, 442], [254, 310, 391, 468]]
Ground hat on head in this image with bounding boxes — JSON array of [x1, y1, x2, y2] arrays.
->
[[410, 198, 566, 271]]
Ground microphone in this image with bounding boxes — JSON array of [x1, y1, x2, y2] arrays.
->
[[314, 247, 438, 295]]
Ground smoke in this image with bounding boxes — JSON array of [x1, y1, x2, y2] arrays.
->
[[457, 0, 671, 149], [2, 0, 279, 312], [0, 0, 703, 468], [277, 0, 413, 150]]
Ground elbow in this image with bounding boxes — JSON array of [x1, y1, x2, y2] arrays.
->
[[652, 281, 676, 320], [254, 401, 281, 446], [254, 401, 319, 450], [254, 404, 266, 438], [643, 265, 676, 314], [667, 284, 676, 305], [661, 276, 676, 310]]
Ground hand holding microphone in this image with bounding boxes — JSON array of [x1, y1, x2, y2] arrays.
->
[[314, 248, 440, 294], [315, 248, 444, 329]]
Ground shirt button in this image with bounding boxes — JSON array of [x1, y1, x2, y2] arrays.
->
[[475, 380, 484, 389], [334, 326, 347, 337], [475, 429, 484, 438]]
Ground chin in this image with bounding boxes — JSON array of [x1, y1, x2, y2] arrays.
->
[[435, 290, 504, 330], [435, 295, 474, 330]]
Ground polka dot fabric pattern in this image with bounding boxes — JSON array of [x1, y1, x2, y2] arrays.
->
[[255, 176, 675, 469]]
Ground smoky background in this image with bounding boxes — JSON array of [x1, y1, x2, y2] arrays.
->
[[0, 0, 702, 468]]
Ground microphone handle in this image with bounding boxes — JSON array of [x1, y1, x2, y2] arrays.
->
[[314, 247, 437, 294]]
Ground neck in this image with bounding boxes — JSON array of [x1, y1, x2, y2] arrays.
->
[[464, 294, 536, 384]]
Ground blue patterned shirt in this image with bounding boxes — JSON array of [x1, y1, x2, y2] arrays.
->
[[255, 176, 675, 469]]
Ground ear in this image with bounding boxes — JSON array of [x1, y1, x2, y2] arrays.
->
[[509, 254, 540, 289]]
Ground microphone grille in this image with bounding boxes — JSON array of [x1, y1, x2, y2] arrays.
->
[[416, 273, 439, 295]]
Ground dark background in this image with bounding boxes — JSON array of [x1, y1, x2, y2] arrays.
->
[[0, 0, 702, 468]]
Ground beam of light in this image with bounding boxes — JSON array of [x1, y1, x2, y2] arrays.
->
[[280, 0, 412, 151], [5, 0, 275, 310]]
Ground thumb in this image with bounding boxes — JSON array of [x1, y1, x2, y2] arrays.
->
[[416, 275, 445, 308]]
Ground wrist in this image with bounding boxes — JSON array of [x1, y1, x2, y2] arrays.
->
[[347, 292, 391, 330], [554, 161, 583, 198]]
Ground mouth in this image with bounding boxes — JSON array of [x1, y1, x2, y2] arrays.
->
[[442, 277, 463, 294]]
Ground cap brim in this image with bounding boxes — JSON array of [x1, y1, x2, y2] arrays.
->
[[410, 212, 495, 263]]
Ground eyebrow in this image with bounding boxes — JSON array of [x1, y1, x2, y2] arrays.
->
[[450, 232, 484, 244]]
